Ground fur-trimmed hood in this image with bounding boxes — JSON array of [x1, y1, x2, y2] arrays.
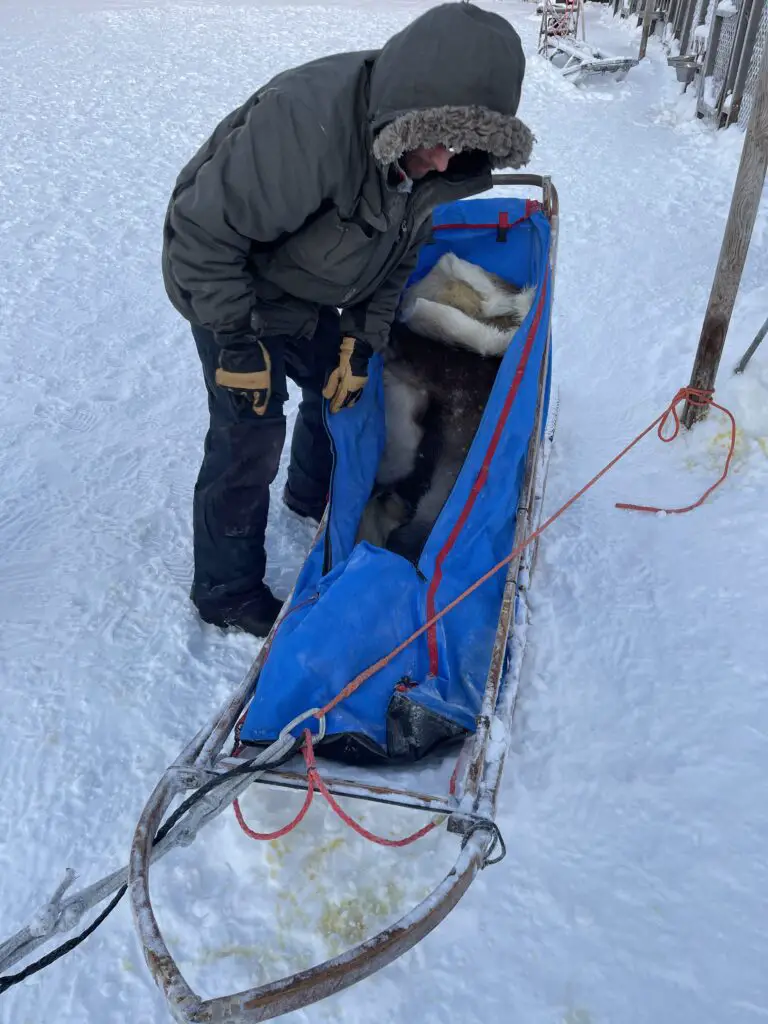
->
[[369, 3, 534, 171]]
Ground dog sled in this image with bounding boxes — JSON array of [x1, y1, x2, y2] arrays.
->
[[0, 173, 558, 1022], [546, 36, 639, 82], [538, 0, 638, 83]]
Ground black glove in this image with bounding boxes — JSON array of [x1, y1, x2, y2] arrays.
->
[[322, 336, 373, 413], [214, 331, 272, 416]]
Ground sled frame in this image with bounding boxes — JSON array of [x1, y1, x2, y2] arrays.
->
[[538, 0, 586, 55], [549, 37, 639, 82], [538, 0, 638, 83], [127, 174, 560, 1023]]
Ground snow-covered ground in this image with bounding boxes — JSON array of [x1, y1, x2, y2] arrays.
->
[[1, 0, 767, 1021]]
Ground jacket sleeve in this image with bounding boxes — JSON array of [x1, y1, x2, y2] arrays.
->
[[164, 88, 332, 335], [339, 218, 432, 351]]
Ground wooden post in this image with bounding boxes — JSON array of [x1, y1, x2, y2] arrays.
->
[[639, 0, 656, 59], [682, 38, 768, 428]]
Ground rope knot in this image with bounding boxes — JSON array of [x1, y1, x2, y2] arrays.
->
[[617, 385, 733, 515], [658, 387, 714, 443]]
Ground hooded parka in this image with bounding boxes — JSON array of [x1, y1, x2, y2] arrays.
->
[[162, 2, 534, 352]]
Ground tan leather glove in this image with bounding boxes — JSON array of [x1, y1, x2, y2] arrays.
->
[[214, 338, 272, 416], [322, 336, 372, 414]]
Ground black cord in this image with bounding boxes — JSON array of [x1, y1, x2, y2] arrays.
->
[[460, 819, 507, 867], [153, 741, 299, 846], [0, 886, 127, 995], [0, 739, 299, 994]]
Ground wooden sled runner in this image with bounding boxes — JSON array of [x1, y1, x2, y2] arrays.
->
[[0, 174, 559, 1023]]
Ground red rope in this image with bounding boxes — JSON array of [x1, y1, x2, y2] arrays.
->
[[233, 731, 440, 847], [303, 737, 438, 847], [233, 783, 314, 841]]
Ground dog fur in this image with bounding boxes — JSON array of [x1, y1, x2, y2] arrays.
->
[[399, 252, 536, 356], [357, 254, 536, 563]]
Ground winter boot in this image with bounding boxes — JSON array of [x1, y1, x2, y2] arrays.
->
[[194, 583, 283, 638], [282, 483, 327, 525]]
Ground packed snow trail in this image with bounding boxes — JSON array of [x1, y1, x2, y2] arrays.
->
[[1, 1, 767, 1022]]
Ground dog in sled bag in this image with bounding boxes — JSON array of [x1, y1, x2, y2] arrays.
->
[[239, 196, 552, 766]]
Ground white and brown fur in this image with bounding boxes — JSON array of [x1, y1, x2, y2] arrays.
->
[[357, 253, 536, 563]]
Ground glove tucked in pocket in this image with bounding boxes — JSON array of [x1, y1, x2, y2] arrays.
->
[[215, 336, 272, 416]]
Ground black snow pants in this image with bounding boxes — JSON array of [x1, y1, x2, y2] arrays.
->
[[190, 306, 340, 614]]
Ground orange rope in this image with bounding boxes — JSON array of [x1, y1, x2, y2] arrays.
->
[[316, 387, 734, 719], [615, 388, 736, 514]]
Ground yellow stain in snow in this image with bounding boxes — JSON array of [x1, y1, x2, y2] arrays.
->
[[682, 425, 767, 473], [318, 880, 405, 956], [198, 943, 263, 963], [563, 1009, 593, 1024], [314, 836, 346, 858]]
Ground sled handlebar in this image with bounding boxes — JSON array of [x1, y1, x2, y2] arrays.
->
[[491, 172, 559, 223], [491, 173, 559, 282]]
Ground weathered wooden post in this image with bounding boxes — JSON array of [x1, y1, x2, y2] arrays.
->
[[682, 37, 768, 427], [639, 0, 656, 59]]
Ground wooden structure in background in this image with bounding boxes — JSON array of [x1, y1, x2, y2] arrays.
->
[[682, 38, 768, 425]]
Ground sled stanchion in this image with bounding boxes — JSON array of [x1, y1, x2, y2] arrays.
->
[[491, 173, 559, 222]]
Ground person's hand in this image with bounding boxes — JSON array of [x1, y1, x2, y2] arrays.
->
[[322, 336, 372, 413], [215, 336, 272, 415]]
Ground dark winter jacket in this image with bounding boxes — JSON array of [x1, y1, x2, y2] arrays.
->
[[161, 1, 534, 351]]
